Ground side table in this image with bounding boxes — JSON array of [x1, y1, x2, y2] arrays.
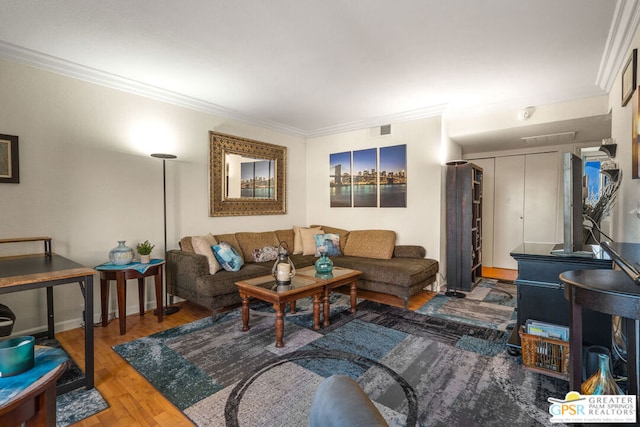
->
[[560, 269, 639, 405], [0, 346, 69, 426], [96, 259, 165, 335]]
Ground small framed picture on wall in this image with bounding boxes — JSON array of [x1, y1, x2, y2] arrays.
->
[[622, 49, 637, 107], [0, 134, 19, 184]]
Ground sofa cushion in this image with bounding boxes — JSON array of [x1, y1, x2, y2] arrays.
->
[[334, 255, 438, 288], [314, 233, 341, 257], [179, 236, 195, 253], [343, 230, 396, 259], [274, 229, 295, 253], [192, 233, 221, 274], [311, 225, 350, 253], [195, 263, 271, 297], [212, 242, 244, 272], [235, 231, 280, 262]]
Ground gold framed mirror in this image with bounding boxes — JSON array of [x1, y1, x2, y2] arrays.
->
[[209, 131, 287, 216]]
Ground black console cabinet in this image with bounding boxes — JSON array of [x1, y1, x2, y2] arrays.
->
[[508, 243, 613, 353]]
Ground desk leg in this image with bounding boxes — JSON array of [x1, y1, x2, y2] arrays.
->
[[626, 318, 639, 397], [84, 275, 94, 389], [137, 278, 145, 316], [100, 279, 109, 327], [568, 285, 583, 392], [154, 269, 163, 323], [46, 286, 54, 339], [116, 271, 126, 335]]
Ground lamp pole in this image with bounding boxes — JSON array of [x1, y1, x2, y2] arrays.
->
[[151, 153, 180, 315]]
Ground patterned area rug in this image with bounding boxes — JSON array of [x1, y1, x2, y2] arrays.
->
[[35, 337, 109, 426], [417, 278, 517, 331], [114, 283, 568, 427]]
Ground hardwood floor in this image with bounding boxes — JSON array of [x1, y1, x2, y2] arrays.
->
[[56, 271, 516, 426]]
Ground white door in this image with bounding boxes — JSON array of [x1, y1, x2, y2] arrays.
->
[[493, 156, 525, 269], [523, 152, 559, 243]]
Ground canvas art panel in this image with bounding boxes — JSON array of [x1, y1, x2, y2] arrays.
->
[[353, 148, 377, 207], [379, 144, 407, 207], [330, 151, 352, 207]]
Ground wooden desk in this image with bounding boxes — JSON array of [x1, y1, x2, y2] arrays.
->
[[0, 347, 69, 426], [560, 269, 640, 401], [0, 254, 95, 391], [97, 260, 165, 335]]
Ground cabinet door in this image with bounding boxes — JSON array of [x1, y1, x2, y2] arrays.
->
[[493, 156, 525, 269], [523, 152, 559, 243]]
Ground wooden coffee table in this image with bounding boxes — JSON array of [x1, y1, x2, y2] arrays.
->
[[235, 267, 361, 347]]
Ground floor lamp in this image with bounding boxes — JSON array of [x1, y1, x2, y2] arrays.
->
[[151, 153, 180, 315]]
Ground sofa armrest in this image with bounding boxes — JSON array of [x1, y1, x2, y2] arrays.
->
[[393, 245, 426, 259], [166, 249, 209, 293]]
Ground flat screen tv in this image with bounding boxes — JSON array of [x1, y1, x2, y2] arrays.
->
[[552, 152, 591, 256]]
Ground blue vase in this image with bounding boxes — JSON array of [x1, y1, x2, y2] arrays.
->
[[315, 251, 334, 274], [109, 241, 134, 265]]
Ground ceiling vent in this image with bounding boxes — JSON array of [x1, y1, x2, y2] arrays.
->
[[521, 131, 576, 144], [370, 124, 391, 138]]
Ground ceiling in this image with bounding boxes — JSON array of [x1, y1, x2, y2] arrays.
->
[[0, 1, 632, 149]]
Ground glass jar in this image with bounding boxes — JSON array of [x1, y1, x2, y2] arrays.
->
[[109, 241, 134, 265], [315, 251, 334, 274]]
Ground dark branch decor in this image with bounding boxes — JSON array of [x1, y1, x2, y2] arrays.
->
[[0, 134, 19, 184], [583, 171, 622, 244]]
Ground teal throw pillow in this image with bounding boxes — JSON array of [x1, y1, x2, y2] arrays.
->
[[212, 241, 244, 272], [314, 233, 341, 257]]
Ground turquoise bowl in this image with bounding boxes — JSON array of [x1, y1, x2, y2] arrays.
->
[[0, 336, 35, 377]]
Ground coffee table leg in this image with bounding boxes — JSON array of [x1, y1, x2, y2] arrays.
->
[[350, 280, 357, 313], [241, 294, 250, 331], [313, 294, 321, 330], [275, 303, 285, 348], [290, 300, 296, 314], [323, 288, 331, 327]]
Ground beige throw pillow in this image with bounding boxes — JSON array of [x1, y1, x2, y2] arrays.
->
[[299, 227, 324, 256], [293, 226, 322, 255], [192, 233, 221, 274]]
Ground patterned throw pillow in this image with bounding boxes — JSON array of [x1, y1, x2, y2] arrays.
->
[[314, 233, 341, 257], [212, 241, 244, 272], [252, 246, 279, 263]]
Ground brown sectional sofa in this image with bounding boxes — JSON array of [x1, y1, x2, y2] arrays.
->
[[166, 225, 439, 316]]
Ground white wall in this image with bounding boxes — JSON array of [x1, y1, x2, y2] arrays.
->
[[0, 59, 306, 334], [609, 29, 640, 243], [305, 117, 444, 269]]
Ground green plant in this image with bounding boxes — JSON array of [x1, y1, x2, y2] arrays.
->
[[136, 240, 155, 255]]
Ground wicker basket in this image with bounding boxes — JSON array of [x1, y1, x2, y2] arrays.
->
[[519, 326, 570, 380]]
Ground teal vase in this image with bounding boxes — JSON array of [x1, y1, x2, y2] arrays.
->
[[315, 251, 334, 274], [109, 241, 134, 265]]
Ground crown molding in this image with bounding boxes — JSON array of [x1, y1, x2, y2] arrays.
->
[[0, 41, 446, 139], [0, 40, 310, 138], [596, 0, 640, 92], [304, 104, 448, 139]]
